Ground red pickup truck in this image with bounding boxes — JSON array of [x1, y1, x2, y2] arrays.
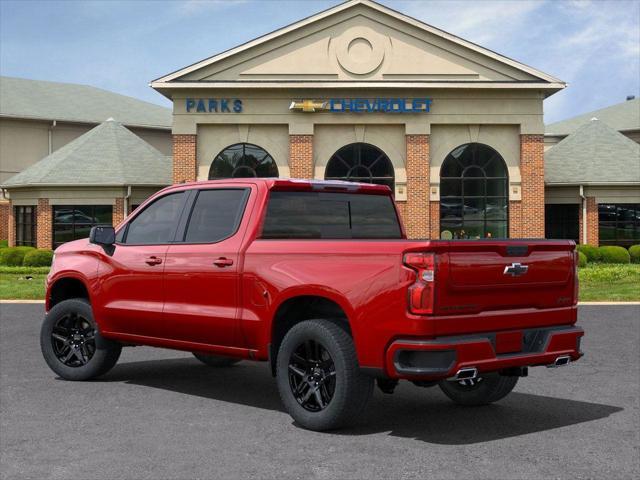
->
[[41, 179, 583, 431]]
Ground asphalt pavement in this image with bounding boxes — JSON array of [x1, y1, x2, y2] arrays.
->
[[1, 304, 638, 480]]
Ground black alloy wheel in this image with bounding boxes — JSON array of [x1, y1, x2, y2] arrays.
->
[[276, 319, 374, 431], [40, 298, 122, 381], [51, 312, 96, 367], [288, 340, 337, 412]]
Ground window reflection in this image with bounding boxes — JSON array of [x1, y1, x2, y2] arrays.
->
[[325, 143, 395, 193], [439, 143, 509, 239], [53, 205, 113, 248], [598, 203, 640, 247], [209, 143, 278, 179]]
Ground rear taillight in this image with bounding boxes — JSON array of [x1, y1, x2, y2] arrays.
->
[[404, 252, 436, 315], [573, 251, 579, 305]]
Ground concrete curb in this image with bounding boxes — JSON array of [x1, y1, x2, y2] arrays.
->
[[0, 300, 46, 304], [579, 301, 640, 305]]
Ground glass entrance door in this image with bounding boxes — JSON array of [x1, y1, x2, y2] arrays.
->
[[545, 204, 579, 242]]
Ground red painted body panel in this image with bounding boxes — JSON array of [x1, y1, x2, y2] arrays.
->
[[46, 179, 582, 379], [95, 244, 168, 338]]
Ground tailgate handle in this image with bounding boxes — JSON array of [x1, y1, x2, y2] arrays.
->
[[506, 245, 528, 257]]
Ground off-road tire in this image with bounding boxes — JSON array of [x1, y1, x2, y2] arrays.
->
[[40, 298, 121, 381], [438, 373, 518, 406], [276, 319, 374, 431]]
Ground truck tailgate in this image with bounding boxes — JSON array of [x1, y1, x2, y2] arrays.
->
[[434, 240, 576, 317]]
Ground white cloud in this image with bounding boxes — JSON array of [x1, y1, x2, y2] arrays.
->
[[389, 0, 639, 122], [397, 0, 544, 46]]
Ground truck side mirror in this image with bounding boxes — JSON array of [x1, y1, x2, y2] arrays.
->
[[89, 225, 115, 246]]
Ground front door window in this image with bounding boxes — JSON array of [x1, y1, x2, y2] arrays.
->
[[118, 192, 185, 245]]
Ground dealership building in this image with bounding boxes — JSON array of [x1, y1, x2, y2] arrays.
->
[[1, 0, 638, 248], [0, 76, 172, 246]]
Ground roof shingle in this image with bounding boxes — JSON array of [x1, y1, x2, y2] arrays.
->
[[0, 76, 171, 128], [545, 119, 640, 185], [546, 98, 640, 136], [1, 119, 171, 188]]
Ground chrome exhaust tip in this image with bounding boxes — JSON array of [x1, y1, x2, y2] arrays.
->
[[448, 367, 478, 381], [547, 355, 571, 368]]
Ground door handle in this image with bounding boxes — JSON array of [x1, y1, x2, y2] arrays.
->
[[145, 256, 163, 266], [213, 257, 234, 267]]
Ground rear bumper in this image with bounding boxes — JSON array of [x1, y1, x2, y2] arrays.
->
[[385, 325, 584, 380]]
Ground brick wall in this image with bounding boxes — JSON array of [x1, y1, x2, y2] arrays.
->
[[584, 196, 599, 245], [7, 201, 15, 247], [429, 201, 440, 239], [289, 135, 314, 179], [509, 201, 523, 238], [519, 134, 545, 238], [36, 198, 52, 249], [405, 135, 430, 239], [172, 134, 197, 183], [395, 201, 406, 225], [113, 198, 125, 226], [0, 201, 9, 242]]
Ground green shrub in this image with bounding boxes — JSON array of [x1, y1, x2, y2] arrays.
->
[[22, 249, 54, 267], [576, 244, 601, 262], [13, 246, 36, 253], [629, 245, 640, 264], [0, 246, 35, 266], [0, 266, 51, 274], [579, 264, 640, 283], [598, 246, 630, 264], [577, 251, 587, 268], [0, 240, 8, 248]]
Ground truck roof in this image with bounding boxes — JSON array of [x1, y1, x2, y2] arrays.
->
[[163, 178, 393, 195]]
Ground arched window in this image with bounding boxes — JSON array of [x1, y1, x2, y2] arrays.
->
[[208, 143, 278, 179], [325, 143, 394, 191], [440, 143, 508, 239]]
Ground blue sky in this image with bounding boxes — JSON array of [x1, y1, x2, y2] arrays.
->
[[1, 0, 638, 123]]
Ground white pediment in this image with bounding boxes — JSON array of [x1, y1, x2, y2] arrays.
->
[[234, 19, 485, 80], [153, 0, 563, 89], [240, 37, 335, 76]]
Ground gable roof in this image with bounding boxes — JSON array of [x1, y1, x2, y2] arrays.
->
[[151, 0, 564, 93], [1, 119, 171, 189], [545, 119, 640, 185], [0, 76, 171, 129], [546, 98, 640, 136]]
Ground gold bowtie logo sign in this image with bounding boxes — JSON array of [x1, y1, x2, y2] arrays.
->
[[289, 100, 329, 112]]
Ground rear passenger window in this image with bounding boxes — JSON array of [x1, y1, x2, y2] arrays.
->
[[123, 192, 184, 245], [261, 191, 402, 239], [183, 189, 249, 243]]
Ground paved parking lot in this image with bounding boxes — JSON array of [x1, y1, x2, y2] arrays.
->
[[1, 304, 638, 479]]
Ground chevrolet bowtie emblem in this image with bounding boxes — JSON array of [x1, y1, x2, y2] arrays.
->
[[289, 100, 328, 112], [503, 262, 529, 277]]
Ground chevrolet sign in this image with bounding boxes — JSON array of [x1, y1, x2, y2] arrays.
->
[[289, 98, 433, 113]]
